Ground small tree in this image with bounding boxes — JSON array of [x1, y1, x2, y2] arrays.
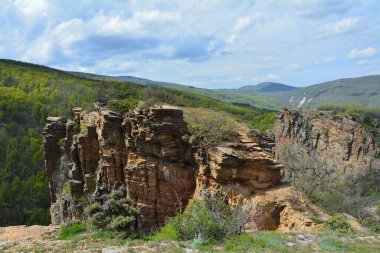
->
[[182, 113, 237, 150]]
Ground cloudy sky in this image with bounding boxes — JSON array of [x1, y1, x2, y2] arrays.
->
[[1, 0, 379, 88]]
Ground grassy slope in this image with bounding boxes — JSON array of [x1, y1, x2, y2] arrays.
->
[[0, 59, 275, 226]]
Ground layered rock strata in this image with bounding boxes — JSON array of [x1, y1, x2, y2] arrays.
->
[[274, 109, 380, 183], [44, 107, 284, 230]]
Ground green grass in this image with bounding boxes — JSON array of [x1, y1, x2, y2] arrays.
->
[[222, 232, 289, 252], [58, 222, 87, 240], [152, 220, 181, 241], [91, 230, 114, 240], [317, 236, 350, 252]]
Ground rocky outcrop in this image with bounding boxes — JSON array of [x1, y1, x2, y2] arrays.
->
[[43, 107, 285, 231], [273, 109, 380, 185], [44, 108, 196, 229], [194, 141, 282, 200]]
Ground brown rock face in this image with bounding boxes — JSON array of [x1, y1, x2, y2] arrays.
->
[[44, 108, 196, 229], [44, 107, 284, 231], [273, 109, 380, 184], [122, 109, 195, 229]]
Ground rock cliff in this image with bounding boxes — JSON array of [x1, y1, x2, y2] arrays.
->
[[273, 109, 380, 187], [44, 107, 285, 231]]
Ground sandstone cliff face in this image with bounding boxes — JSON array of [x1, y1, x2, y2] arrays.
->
[[273, 109, 380, 185], [44, 108, 196, 229], [44, 107, 286, 231]]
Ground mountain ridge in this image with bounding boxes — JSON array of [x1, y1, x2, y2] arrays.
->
[[114, 74, 380, 109]]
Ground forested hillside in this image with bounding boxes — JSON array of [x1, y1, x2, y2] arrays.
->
[[0, 59, 275, 226], [0, 60, 142, 225]]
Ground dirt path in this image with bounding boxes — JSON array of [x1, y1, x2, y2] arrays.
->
[[0, 226, 69, 253], [0, 225, 59, 241]]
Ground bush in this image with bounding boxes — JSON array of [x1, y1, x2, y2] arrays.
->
[[83, 190, 139, 238], [324, 214, 352, 233], [183, 113, 238, 149], [156, 193, 248, 241]]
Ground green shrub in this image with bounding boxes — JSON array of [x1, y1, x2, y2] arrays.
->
[[84, 202, 102, 216], [58, 221, 87, 240], [156, 193, 248, 241], [324, 214, 352, 233], [183, 113, 238, 149], [108, 98, 138, 113], [83, 190, 139, 238], [107, 215, 135, 232]]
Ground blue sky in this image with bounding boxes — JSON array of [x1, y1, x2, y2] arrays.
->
[[0, 0, 379, 88]]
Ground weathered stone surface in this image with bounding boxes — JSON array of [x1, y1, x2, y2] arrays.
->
[[273, 109, 380, 182], [44, 108, 197, 229]]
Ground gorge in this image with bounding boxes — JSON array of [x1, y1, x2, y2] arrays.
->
[[43, 106, 380, 232]]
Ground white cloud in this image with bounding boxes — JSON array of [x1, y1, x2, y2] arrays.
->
[[233, 16, 251, 32], [13, 0, 50, 17], [91, 11, 181, 36], [319, 17, 360, 37], [227, 12, 265, 45], [266, 74, 279, 80], [233, 12, 265, 32], [24, 18, 86, 62], [23, 10, 182, 63], [348, 47, 377, 59], [286, 63, 301, 71]]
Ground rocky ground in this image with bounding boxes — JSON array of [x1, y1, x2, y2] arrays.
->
[[1, 225, 380, 252]]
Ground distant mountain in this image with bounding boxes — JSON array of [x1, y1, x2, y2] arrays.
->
[[282, 75, 380, 108], [115, 76, 163, 86], [69, 71, 123, 82], [115, 76, 283, 110], [84, 74, 380, 110], [115, 75, 380, 109], [237, 82, 299, 94]]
